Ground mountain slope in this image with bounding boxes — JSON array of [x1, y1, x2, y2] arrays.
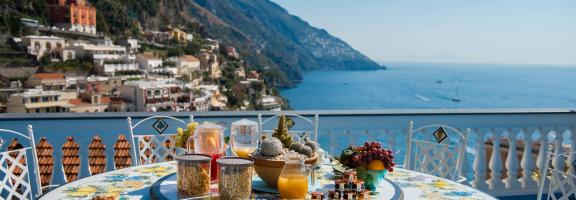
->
[[190, 0, 384, 72]]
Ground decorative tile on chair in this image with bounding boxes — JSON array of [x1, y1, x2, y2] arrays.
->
[[152, 119, 169, 135], [432, 127, 448, 143]]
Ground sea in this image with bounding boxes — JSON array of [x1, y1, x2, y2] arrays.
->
[[280, 62, 576, 110]]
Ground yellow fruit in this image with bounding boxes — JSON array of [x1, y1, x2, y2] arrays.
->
[[207, 137, 217, 148], [177, 128, 184, 135], [187, 122, 198, 131], [367, 160, 385, 170]]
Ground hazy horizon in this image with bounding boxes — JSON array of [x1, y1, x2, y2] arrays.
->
[[273, 0, 576, 66]]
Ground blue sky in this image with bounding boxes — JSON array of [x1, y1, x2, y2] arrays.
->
[[272, 0, 576, 65]]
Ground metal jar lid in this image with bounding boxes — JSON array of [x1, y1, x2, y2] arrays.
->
[[216, 157, 254, 167], [175, 154, 212, 164]]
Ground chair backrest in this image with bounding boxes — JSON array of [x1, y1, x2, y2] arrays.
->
[[0, 125, 41, 199], [537, 151, 576, 200], [404, 121, 469, 181], [257, 113, 319, 144], [127, 115, 192, 166]]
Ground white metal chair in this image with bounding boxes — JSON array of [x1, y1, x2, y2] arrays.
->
[[0, 125, 42, 199], [403, 121, 469, 182], [537, 151, 576, 200], [257, 113, 319, 144], [127, 115, 193, 166]]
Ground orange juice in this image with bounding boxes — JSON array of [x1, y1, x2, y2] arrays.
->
[[277, 174, 308, 199], [233, 147, 256, 158]]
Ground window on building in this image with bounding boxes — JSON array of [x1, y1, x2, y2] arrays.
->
[[42, 97, 49, 102], [46, 42, 52, 50], [34, 41, 41, 49], [35, 108, 40, 113], [147, 90, 152, 97], [30, 98, 38, 103]]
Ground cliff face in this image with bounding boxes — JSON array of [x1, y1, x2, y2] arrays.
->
[[2, 0, 384, 85], [189, 0, 384, 72]]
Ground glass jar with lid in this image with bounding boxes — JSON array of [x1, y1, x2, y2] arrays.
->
[[230, 119, 259, 158], [217, 157, 254, 200], [175, 154, 212, 197]]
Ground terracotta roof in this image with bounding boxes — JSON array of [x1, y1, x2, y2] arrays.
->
[[32, 73, 65, 80], [101, 97, 111, 104], [179, 55, 199, 62], [69, 98, 83, 105], [138, 52, 160, 60], [69, 97, 112, 105]]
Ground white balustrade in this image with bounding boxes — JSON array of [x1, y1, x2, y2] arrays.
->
[[504, 129, 521, 189], [569, 129, 576, 175], [520, 128, 537, 189], [472, 129, 488, 190], [77, 138, 92, 179], [50, 139, 67, 186], [1, 110, 575, 198], [551, 129, 565, 171], [488, 129, 505, 191]]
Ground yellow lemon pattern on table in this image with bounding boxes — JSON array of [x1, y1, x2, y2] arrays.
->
[[123, 180, 145, 189], [432, 180, 453, 190], [67, 186, 98, 197]]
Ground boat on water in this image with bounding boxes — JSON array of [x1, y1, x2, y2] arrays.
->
[[416, 94, 430, 102], [451, 80, 462, 103]]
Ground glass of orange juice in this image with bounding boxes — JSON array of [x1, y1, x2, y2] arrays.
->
[[230, 119, 258, 158], [277, 152, 312, 199]]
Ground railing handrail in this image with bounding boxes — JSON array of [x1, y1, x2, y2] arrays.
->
[[1, 108, 575, 120]]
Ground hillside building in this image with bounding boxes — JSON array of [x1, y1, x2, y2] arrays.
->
[[47, 0, 97, 34]]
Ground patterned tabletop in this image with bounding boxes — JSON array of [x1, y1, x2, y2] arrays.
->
[[39, 161, 496, 200]]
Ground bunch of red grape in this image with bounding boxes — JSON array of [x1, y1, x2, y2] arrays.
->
[[339, 141, 395, 172]]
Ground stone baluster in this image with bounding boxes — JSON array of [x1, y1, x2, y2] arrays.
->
[[520, 128, 537, 189], [103, 135, 117, 172], [77, 137, 92, 179], [346, 130, 354, 146], [551, 128, 565, 171], [363, 130, 370, 144], [568, 128, 576, 175], [50, 139, 68, 186], [471, 129, 488, 190], [404, 121, 414, 168], [488, 129, 505, 190], [504, 129, 521, 189], [327, 130, 334, 156], [536, 128, 549, 185]]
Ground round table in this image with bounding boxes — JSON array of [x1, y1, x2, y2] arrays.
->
[[149, 163, 404, 200], [40, 161, 496, 200]]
